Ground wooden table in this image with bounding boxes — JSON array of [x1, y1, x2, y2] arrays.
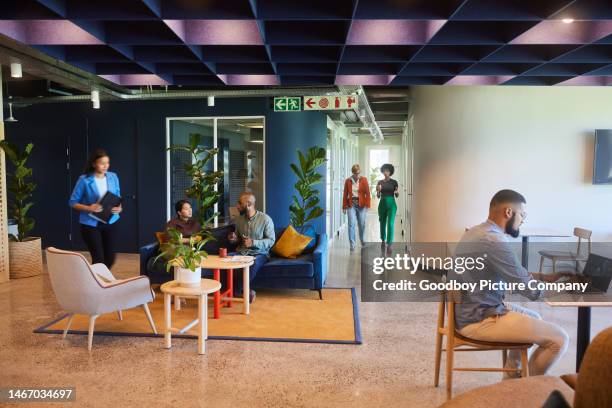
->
[[519, 229, 570, 269], [547, 299, 612, 370], [201, 255, 254, 318], [160, 279, 221, 354]]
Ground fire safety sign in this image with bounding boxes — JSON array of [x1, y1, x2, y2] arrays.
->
[[303, 95, 358, 111]]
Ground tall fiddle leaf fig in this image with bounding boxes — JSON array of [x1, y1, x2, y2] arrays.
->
[[289, 146, 326, 228], [168, 133, 223, 228], [0, 141, 36, 241]]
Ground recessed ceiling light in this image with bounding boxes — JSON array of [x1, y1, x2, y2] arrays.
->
[[562, 18, 574, 24]]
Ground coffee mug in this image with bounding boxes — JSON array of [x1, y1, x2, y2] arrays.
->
[[219, 247, 227, 258]]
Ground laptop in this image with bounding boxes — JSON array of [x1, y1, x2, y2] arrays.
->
[[578, 253, 612, 294]]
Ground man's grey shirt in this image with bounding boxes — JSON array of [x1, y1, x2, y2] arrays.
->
[[233, 210, 275, 256], [452, 220, 542, 329]]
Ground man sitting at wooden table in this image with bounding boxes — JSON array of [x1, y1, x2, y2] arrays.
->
[[452, 189, 569, 377], [227, 191, 275, 304]]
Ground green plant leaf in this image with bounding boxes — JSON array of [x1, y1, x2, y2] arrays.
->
[[21, 202, 34, 216], [289, 163, 301, 178], [297, 150, 307, 172], [14, 166, 32, 180], [305, 207, 324, 224], [2, 142, 36, 240], [309, 173, 323, 184], [188, 133, 202, 150], [289, 147, 326, 229], [304, 197, 319, 210], [170, 136, 221, 228]]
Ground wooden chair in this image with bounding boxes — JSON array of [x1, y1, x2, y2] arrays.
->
[[538, 227, 592, 273], [434, 291, 533, 399]]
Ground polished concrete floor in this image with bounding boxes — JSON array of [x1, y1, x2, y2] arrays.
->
[[1, 213, 610, 408]]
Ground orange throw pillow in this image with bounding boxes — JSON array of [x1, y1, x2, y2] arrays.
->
[[272, 225, 313, 259]]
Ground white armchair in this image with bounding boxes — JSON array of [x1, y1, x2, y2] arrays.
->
[[46, 247, 157, 350]]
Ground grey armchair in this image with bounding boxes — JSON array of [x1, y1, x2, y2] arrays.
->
[[46, 247, 157, 350]]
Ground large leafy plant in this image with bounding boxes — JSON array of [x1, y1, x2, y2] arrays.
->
[[168, 133, 223, 228], [155, 228, 213, 272], [0, 141, 36, 241], [289, 146, 326, 228]]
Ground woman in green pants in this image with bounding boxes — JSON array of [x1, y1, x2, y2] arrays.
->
[[376, 163, 399, 247]]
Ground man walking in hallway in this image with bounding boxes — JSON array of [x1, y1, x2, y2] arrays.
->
[[343, 164, 370, 251]]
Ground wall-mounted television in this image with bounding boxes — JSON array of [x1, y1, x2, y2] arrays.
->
[[593, 129, 612, 184]]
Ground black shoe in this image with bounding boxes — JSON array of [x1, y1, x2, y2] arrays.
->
[[249, 289, 256, 304], [380, 242, 386, 249]]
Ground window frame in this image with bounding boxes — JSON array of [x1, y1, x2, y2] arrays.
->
[[165, 116, 266, 226]]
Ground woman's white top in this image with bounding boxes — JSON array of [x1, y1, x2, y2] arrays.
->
[[94, 175, 108, 201]]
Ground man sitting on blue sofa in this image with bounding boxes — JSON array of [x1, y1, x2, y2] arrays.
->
[[228, 191, 275, 303]]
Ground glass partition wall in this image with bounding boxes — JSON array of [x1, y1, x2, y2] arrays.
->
[[166, 116, 265, 227]]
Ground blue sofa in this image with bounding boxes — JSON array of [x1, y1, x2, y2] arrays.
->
[[139, 224, 328, 299]]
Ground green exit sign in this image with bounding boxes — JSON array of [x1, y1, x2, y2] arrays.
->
[[274, 97, 301, 112]]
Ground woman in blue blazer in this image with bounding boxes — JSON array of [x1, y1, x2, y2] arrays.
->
[[69, 149, 122, 268]]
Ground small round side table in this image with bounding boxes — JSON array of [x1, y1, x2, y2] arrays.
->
[[200, 255, 255, 318], [160, 279, 221, 354]]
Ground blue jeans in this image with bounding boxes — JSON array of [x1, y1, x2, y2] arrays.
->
[[347, 202, 366, 249]]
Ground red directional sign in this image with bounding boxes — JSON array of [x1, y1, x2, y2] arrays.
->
[[303, 95, 359, 111]]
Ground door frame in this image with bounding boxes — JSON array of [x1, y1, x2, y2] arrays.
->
[[165, 116, 266, 225]]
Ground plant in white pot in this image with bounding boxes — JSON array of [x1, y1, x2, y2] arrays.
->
[[155, 228, 213, 287], [0, 141, 42, 279]]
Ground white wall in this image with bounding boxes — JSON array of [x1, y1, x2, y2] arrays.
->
[[412, 85, 612, 242]]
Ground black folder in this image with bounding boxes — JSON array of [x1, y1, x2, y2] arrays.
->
[[88, 192, 122, 224]]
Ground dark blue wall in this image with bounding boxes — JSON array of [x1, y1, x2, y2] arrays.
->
[[266, 111, 327, 231], [5, 97, 327, 251]]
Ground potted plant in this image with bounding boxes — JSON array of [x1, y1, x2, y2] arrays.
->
[[155, 228, 213, 287], [0, 141, 42, 278], [289, 146, 326, 229]]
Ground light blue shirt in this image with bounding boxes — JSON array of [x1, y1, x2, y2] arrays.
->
[[233, 211, 275, 256], [69, 172, 121, 227], [452, 220, 542, 329]]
